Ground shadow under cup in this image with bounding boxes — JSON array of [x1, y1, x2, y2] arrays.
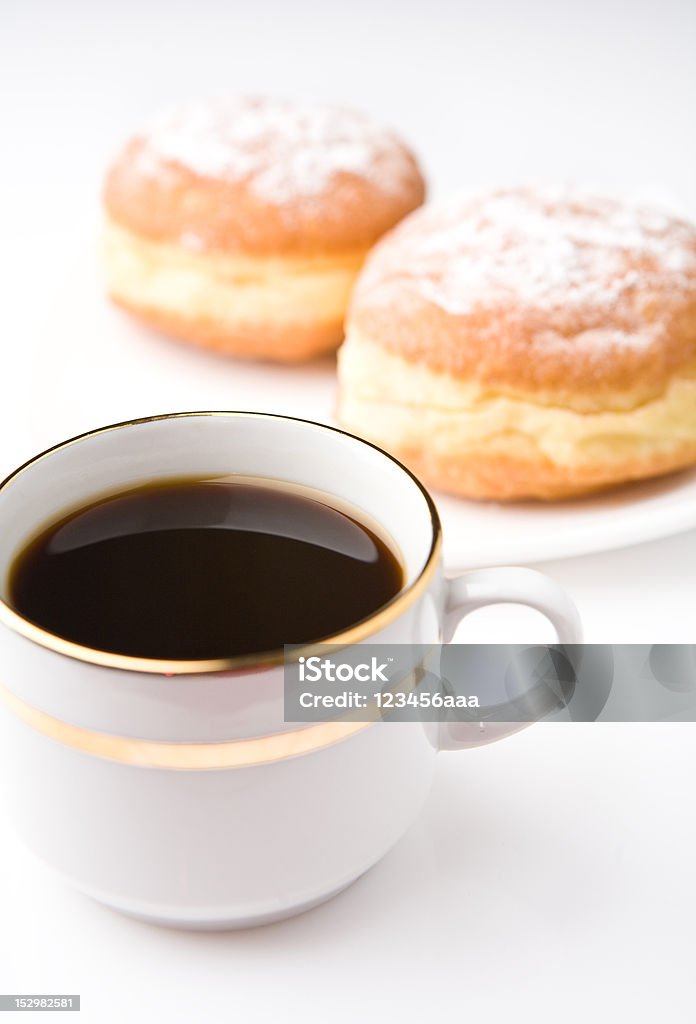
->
[[0, 412, 446, 928]]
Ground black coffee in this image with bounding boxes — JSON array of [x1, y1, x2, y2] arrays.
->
[[9, 479, 403, 660]]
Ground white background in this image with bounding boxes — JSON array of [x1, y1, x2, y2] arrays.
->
[[2, 1, 696, 1020]]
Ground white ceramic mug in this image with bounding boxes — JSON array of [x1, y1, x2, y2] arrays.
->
[[0, 412, 582, 929]]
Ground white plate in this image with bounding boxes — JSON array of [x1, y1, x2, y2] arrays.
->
[[29, 247, 696, 571]]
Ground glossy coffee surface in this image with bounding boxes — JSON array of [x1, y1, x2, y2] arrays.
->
[[9, 478, 403, 660]]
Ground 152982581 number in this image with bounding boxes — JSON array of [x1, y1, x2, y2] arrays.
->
[[15, 999, 74, 1009], [1, 995, 81, 1011]]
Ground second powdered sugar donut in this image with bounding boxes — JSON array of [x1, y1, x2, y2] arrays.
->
[[337, 186, 696, 500]]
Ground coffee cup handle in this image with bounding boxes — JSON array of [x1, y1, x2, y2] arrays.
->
[[439, 566, 583, 749]]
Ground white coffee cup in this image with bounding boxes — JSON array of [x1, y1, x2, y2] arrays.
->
[[0, 412, 582, 929]]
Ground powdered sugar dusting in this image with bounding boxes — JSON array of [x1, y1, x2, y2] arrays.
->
[[137, 97, 417, 204], [359, 187, 696, 352]]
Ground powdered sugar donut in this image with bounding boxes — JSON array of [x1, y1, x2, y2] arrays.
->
[[337, 187, 696, 499], [103, 97, 426, 361]]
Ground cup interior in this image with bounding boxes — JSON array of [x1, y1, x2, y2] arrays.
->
[[0, 413, 439, 610]]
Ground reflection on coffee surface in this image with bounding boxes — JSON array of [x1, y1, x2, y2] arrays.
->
[[9, 479, 403, 660]]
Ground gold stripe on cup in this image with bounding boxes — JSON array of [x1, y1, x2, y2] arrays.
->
[[0, 683, 372, 771]]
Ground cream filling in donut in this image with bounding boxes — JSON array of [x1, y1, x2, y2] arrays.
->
[[103, 218, 366, 329], [338, 333, 696, 468]]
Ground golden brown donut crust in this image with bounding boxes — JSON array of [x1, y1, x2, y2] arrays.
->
[[347, 187, 696, 405], [377, 436, 696, 501], [103, 98, 426, 258], [111, 293, 344, 362], [336, 333, 696, 499]]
